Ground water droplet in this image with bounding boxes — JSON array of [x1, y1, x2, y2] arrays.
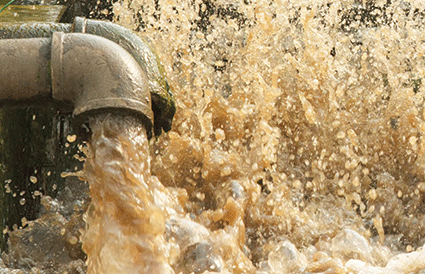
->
[[30, 176, 37, 184], [69, 236, 78, 245], [67, 135, 77, 143]]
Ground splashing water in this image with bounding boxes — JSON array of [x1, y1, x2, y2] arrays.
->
[[4, 0, 425, 273], [102, 0, 425, 273], [81, 114, 174, 273]]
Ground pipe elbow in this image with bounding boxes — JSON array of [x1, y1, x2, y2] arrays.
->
[[74, 17, 175, 136], [0, 18, 175, 136], [51, 32, 153, 133]]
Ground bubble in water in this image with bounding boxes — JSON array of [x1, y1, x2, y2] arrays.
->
[[66, 134, 77, 143]]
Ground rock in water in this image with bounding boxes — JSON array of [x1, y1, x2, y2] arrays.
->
[[332, 229, 373, 264], [268, 240, 307, 274]]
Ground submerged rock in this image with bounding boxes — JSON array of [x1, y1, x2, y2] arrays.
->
[[268, 240, 307, 274], [385, 244, 425, 273], [166, 216, 211, 251], [332, 229, 373, 264], [345, 260, 390, 274], [177, 242, 223, 273]]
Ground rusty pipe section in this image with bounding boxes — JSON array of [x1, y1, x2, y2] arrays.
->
[[0, 32, 153, 134]]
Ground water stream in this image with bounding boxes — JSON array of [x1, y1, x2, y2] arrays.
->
[[2, 0, 425, 273], [81, 114, 173, 274]]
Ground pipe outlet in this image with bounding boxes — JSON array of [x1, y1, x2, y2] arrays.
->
[[74, 17, 175, 136]]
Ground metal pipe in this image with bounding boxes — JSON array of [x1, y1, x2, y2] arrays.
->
[[0, 22, 71, 39], [74, 17, 175, 135], [0, 18, 175, 136], [51, 32, 153, 133], [0, 32, 154, 134], [0, 37, 52, 104]]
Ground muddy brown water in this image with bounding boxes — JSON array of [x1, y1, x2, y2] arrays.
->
[[3, 0, 425, 273]]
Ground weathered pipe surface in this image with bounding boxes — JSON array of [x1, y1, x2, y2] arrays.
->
[[74, 17, 176, 135], [0, 32, 153, 134], [0, 37, 52, 104], [0, 22, 71, 39]]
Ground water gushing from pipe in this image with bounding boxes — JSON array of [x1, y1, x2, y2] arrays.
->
[[81, 114, 173, 274]]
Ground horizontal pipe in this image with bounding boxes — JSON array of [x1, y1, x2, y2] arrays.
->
[[0, 32, 153, 133], [0, 37, 52, 104], [0, 18, 175, 136]]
